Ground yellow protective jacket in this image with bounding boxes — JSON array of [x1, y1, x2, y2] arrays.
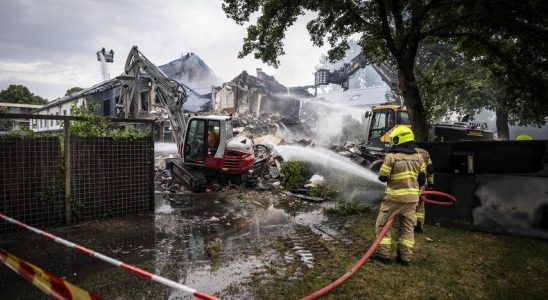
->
[[416, 147, 434, 185], [379, 152, 426, 203]]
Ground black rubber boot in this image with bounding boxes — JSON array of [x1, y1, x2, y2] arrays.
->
[[371, 253, 392, 265], [396, 250, 410, 266], [414, 222, 423, 233]]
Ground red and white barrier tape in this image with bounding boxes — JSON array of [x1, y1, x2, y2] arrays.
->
[[0, 248, 102, 300], [0, 213, 219, 300]]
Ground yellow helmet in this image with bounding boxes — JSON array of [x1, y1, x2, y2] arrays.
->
[[389, 125, 415, 145], [515, 134, 533, 141]]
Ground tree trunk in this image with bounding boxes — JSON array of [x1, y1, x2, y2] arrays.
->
[[398, 65, 430, 141], [495, 105, 510, 140]]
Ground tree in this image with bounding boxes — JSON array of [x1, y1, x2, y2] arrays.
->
[[415, 41, 499, 124], [434, 1, 548, 139], [0, 106, 11, 131], [0, 85, 48, 105], [223, 0, 547, 141], [65, 87, 84, 96]]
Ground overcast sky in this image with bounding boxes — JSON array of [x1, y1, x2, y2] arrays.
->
[[0, 0, 329, 100]]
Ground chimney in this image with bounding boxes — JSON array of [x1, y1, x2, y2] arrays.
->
[[256, 68, 263, 78]]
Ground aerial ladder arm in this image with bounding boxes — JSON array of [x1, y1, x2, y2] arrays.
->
[[315, 52, 399, 92]]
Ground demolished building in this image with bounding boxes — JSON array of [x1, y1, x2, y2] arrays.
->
[[32, 52, 219, 142], [212, 68, 313, 118]]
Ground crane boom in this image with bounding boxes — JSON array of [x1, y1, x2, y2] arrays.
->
[[119, 46, 189, 147], [315, 52, 399, 91]]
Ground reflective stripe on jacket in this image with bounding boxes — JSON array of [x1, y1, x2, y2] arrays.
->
[[379, 152, 425, 203]]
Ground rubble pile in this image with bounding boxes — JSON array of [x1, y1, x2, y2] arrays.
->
[[233, 112, 313, 145], [329, 142, 383, 167], [155, 153, 187, 193], [246, 144, 282, 190], [153, 112, 335, 200]]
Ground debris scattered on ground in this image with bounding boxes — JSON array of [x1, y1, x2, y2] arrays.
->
[[153, 111, 371, 198], [206, 238, 223, 260], [283, 191, 325, 203], [304, 174, 325, 188], [253, 134, 285, 146]]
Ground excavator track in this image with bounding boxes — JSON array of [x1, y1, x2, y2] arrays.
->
[[166, 158, 207, 192]]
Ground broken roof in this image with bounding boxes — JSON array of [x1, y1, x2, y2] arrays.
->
[[231, 70, 287, 94], [159, 52, 220, 96]]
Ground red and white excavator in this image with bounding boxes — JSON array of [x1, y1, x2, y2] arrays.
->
[[118, 46, 255, 191]]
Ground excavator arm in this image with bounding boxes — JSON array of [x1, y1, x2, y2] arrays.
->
[[119, 46, 189, 147]]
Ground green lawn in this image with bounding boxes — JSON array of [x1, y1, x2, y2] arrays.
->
[[253, 212, 548, 300]]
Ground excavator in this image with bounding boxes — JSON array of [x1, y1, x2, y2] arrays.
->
[[315, 52, 494, 170], [118, 46, 255, 191]]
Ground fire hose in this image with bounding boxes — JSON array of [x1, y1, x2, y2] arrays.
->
[[301, 190, 457, 300]]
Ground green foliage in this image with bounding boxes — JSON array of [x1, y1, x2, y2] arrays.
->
[[69, 103, 109, 137], [0, 106, 11, 131], [416, 41, 500, 124], [65, 87, 84, 96], [280, 161, 314, 191], [323, 201, 371, 217], [0, 84, 48, 104], [308, 184, 335, 200], [455, 0, 548, 128], [70, 102, 150, 139], [6, 126, 41, 138]]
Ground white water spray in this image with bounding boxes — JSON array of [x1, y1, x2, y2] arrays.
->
[[98, 51, 110, 81], [274, 124, 283, 136], [275, 145, 382, 184]]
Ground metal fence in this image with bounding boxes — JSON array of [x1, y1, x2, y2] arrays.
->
[[0, 113, 155, 233]]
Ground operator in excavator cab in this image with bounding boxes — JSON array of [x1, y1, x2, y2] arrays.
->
[[207, 125, 219, 157], [374, 125, 426, 266]]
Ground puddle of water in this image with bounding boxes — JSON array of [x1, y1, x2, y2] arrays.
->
[[0, 191, 359, 299]]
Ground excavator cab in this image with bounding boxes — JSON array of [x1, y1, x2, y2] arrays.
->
[[183, 116, 230, 166], [181, 115, 254, 174], [365, 105, 410, 150]]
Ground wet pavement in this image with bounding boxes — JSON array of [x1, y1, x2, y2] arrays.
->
[[0, 188, 362, 299]]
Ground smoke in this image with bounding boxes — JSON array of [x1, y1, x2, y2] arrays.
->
[[300, 98, 368, 145], [159, 52, 221, 95], [155, 143, 177, 153]]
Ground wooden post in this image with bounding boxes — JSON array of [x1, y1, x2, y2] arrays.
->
[[64, 119, 71, 225]]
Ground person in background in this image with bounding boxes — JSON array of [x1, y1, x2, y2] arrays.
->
[[414, 147, 435, 233], [207, 126, 219, 156], [515, 134, 533, 141]]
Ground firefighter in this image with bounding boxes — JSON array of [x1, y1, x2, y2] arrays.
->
[[374, 126, 426, 266], [414, 147, 434, 233]]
